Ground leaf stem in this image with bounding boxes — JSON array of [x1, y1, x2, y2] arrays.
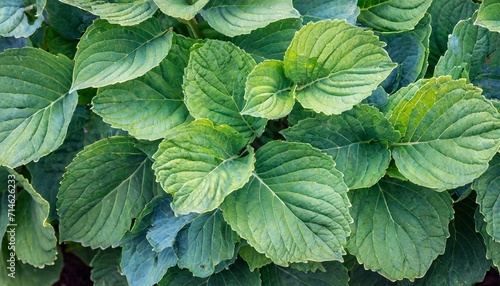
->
[[181, 18, 203, 39]]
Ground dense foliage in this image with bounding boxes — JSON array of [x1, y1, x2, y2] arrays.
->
[[0, 0, 499, 285]]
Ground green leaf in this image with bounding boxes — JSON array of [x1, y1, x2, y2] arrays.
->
[[475, 0, 500, 33], [385, 76, 500, 190], [6, 169, 57, 268], [282, 105, 400, 189], [152, 120, 255, 215], [45, 0, 96, 40], [284, 20, 395, 115], [357, 0, 432, 32], [0, 36, 28, 52], [71, 18, 172, 92], [121, 232, 177, 286], [221, 141, 351, 265], [0, 47, 77, 168], [177, 210, 238, 278], [59, 0, 157, 26], [239, 245, 272, 271], [42, 27, 78, 59], [58, 136, 157, 248], [293, 0, 359, 24], [349, 264, 395, 286], [357, 0, 391, 9], [83, 113, 128, 146], [92, 34, 194, 140], [409, 197, 489, 286], [347, 177, 454, 281], [154, 0, 209, 20], [232, 18, 303, 63], [200, 0, 300, 37], [473, 153, 500, 242], [183, 40, 267, 141], [475, 209, 500, 268], [242, 60, 295, 119], [90, 248, 128, 286], [261, 262, 348, 286], [0, 0, 43, 38]]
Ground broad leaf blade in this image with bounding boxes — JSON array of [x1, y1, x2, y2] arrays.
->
[[261, 262, 348, 286], [347, 177, 454, 281], [0, 47, 77, 168], [58, 136, 157, 248], [284, 20, 395, 115], [221, 141, 351, 265], [200, 0, 300, 37], [385, 76, 500, 189], [154, 0, 209, 20], [475, 0, 500, 33], [71, 18, 172, 92], [294, 0, 359, 24], [183, 40, 267, 141], [90, 248, 128, 286], [239, 245, 272, 271], [152, 120, 255, 215], [0, 0, 43, 37], [475, 210, 500, 268]]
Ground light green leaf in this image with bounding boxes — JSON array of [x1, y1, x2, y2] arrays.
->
[[282, 105, 400, 189], [71, 18, 172, 92], [347, 177, 454, 281], [90, 248, 128, 286], [357, 0, 432, 32], [6, 169, 57, 268], [475, 209, 500, 268], [221, 141, 351, 266], [239, 245, 272, 271], [357, 0, 391, 9], [92, 34, 194, 140], [177, 210, 238, 278], [475, 0, 500, 33], [409, 197, 489, 286], [0, 0, 43, 38], [232, 18, 303, 63], [473, 153, 500, 242], [284, 20, 395, 115], [57, 136, 157, 248], [154, 0, 209, 20], [59, 0, 157, 26], [152, 120, 254, 215], [183, 40, 267, 141], [242, 60, 295, 119], [294, 0, 359, 24], [385, 76, 500, 190], [0, 47, 77, 168], [261, 262, 348, 286], [200, 0, 300, 37], [121, 232, 177, 286]]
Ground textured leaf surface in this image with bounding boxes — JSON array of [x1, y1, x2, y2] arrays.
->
[[0, 48, 77, 168], [238, 245, 272, 271], [475, 210, 500, 268], [473, 153, 500, 242], [92, 35, 194, 140], [242, 60, 295, 119], [475, 0, 500, 33], [261, 262, 348, 286], [293, 0, 359, 24], [200, 0, 300, 37], [357, 0, 432, 32], [385, 76, 500, 189], [0, 0, 43, 37], [221, 141, 351, 265], [177, 210, 238, 277], [71, 18, 172, 92], [90, 248, 128, 286], [183, 40, 267, 141], [152, 120, 254, 215], [284, 20, 395, 115], [154, 0, 209, 20], [58, 137, 157, 248], [347, 177, 453, 281], [283, 105, 400, 189]]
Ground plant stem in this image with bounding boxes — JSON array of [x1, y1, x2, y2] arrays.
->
[[182, 18, 203, 39]]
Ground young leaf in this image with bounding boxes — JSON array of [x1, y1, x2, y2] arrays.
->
[[154, 0, 209, 20], [293, 0, 360, 24], [475, 210, 500, 268], [0, 47, 77, 168], [347, 177, 454, 281], [0, 0, 43, 37], [357, 0, 432, 32], [282, 105, 400, 189], [239, 245, 272, 271], [71, 18, 173, 92], [385, 76, 500, 190], [58, 137, 157, 248], [90, 248, 128, 286], [92, 35, 194, 140], [183, 40, 267, 141], [152, 120, 255, 215], [284, 20, 395, 115], [261, 262, 349, 286], [58, 0, 157, 26], [177, 210, 238, 278], [200, 0, 300, 37], [242, 60, 295, 119], [221, 141, 351, 266], [475, 0, 500, 33], [473, 153, 500, 242]]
